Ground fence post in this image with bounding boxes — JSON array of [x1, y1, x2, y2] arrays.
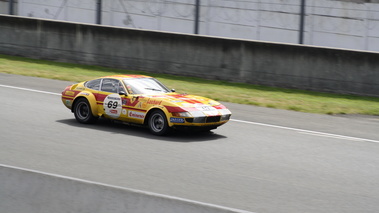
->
[[9, 0, 14, 15], [194, 0, 200, 34], [96, 0, 102, 24], [299, 0, 306, 44]]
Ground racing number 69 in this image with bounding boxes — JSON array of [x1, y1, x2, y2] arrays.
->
[[107, 101, 118, 109]]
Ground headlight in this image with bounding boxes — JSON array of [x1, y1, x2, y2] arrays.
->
[[171, 112, 192, 117], [221, 114, 231, 121]]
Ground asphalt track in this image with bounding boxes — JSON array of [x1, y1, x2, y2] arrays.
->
[[1, 73, 379, 213]]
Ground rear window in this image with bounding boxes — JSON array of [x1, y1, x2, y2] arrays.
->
[[85, 79, 101, 90]]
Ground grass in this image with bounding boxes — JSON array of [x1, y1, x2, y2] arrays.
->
[[0, 54, 378, 116]]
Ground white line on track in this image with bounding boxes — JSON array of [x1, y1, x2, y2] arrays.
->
[[0, 84, 61, 96], [231, 119, 379, 143], [2, 84, 378, 144]]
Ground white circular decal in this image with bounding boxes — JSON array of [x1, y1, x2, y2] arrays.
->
[[195, 104, 219, 116], [103, 94, 122, 118]]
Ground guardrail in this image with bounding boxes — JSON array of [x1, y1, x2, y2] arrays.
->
[[0, 164, 253, 213]]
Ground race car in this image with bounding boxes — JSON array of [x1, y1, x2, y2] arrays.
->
[[61, 75, 232, 135]]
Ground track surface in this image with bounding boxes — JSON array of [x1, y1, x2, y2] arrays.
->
[[1, 73, 379, 213]]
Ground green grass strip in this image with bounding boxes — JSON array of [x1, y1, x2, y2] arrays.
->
[[0, 54, 378, 115]]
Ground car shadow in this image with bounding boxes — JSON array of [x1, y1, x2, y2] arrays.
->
[[56, 118, 227, 143]]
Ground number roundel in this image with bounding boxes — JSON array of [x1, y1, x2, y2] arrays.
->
[[103, 94, 122, 118]]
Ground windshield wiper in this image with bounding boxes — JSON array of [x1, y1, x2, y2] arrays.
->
[[144, 88, 163, 92]]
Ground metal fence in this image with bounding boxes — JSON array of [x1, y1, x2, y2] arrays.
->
[[2, 0, 379, 51]]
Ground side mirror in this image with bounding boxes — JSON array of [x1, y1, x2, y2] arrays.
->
[[119, 91, 127, 96]]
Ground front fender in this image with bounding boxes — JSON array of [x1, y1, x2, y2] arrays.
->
[[72, 92, 99, 117], [144, 106, 172, 127]]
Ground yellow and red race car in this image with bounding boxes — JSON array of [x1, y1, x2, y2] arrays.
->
[[61, 75, 231, 135]]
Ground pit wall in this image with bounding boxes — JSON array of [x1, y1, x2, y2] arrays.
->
[[0, 164, 253, 213], [0, 15, 378, 97]]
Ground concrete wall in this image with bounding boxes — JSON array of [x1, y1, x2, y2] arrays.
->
[[0, 164, 253, 213], [9, 0, 379, 52], [0, 15, 379, 97]]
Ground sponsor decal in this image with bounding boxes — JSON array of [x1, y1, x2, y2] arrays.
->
[[65, 100, 72, 106], [170, 117, 185, 123], [106, 96, 120, 100], [103, 94, 122, 118], [147, 99, 162, 105], [128, 110, 145, 119], [65, 91, 75, 96]]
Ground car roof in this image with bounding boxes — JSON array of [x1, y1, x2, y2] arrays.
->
[[101, 74, 152, 80]]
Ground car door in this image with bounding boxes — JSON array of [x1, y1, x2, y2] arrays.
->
[[97, 78, 126, 120], [97, 78, 147, 124]]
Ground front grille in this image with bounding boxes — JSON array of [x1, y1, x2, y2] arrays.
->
[[206, 116, 221, 123], [186, 116, 221, 123]]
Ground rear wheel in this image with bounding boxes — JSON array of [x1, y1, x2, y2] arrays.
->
[[74, 98, 98, 124], [148, 110, 170, 136]]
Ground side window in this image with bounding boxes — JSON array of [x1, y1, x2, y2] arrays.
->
[[101, 79, 125, 93], [85, 79, 101, 90], [118, 81, 126, 94]]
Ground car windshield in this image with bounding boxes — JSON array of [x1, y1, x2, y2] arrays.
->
[[123, 78, 171, 95]]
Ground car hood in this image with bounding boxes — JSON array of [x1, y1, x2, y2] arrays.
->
[[145, 93, 230, 116], [149, 93, 218, 106]]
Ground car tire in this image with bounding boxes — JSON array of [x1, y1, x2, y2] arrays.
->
[[74, 98, 98, 124], [148, 110, 170, 136]]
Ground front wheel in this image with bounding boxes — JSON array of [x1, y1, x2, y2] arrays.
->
[[73, 98, 98, 124], [148, 110, 170, 136]]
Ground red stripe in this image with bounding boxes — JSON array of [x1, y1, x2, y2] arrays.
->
[[213, 104, 226, 109], [164, 106, 198, 112], [127, 108, 146, 112], [165, 94, 203, 104]]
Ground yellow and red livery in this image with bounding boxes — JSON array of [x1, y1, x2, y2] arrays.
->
[[62, 75, 231, 135]]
